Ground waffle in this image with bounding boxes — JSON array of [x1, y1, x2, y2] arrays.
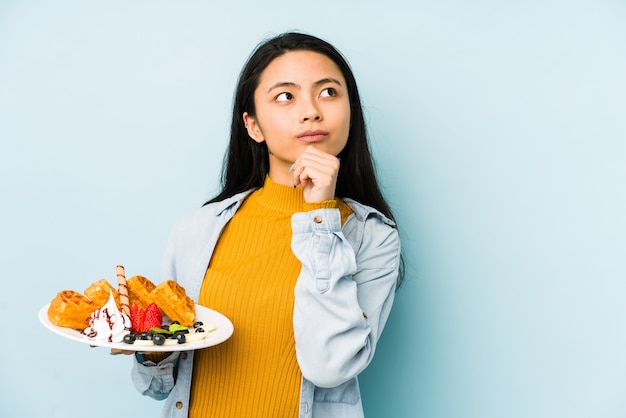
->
[[150, 280, 196, 326], [127, 275, 156, 310], [84, 278, 120, 308], [47, 290, 97, 330]]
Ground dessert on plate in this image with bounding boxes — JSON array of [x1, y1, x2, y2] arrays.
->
[[46, 265, 209, 347]]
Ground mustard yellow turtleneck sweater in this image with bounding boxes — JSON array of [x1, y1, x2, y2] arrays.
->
[[189, 177, 352, 418]]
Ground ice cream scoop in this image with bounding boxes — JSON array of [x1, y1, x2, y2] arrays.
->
[[83, 290, 132, 343]]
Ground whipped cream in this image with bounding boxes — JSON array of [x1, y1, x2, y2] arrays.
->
[[83, 291, 131, 343]]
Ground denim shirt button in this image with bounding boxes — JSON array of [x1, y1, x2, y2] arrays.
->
[[313, 215, 323, 224], [181, 352, 188, 360], [176, 401, 183, 409]]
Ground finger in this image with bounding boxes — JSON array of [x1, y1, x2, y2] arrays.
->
[[295, 159, 337, 188], [291, 146, 340, 188], [110, 348, 135, 355], [293, 154, 336, 179]]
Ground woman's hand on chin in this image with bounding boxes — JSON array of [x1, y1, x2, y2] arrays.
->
[[291, 146, 340, 203]]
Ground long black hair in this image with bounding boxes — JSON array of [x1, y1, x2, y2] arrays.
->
[[206, 32, 404, 284]]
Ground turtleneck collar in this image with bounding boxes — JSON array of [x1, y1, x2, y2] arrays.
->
[[250, 176, 308, 214]]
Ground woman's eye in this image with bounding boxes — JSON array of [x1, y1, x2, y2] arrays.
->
[[276, 92, 293, 102], [320, 87, 337, 98]]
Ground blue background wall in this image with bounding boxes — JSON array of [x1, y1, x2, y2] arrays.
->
[[1, 1, 625, 417]]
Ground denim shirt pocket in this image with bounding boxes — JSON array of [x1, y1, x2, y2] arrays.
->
[[313, 379, 360, 405]]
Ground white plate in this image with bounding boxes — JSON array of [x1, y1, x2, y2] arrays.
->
[[39, 303, 234, 352]]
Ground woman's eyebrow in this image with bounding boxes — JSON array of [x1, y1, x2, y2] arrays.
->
[[267, 81, 298, 93], [267, 77, 343, 93], [313, 77, 343, 88]]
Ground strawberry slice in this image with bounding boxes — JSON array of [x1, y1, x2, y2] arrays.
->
[[143, 303, 162, 332], [130, 304, 142, 333], [129, 303, 162, 333]]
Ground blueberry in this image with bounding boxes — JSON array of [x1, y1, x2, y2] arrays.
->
[[123, 334, 136, 344], [175, 333, 186, 344], [153, 334, 166, 346], [194, 321, 204, 328], [195, 328, 204, 333]]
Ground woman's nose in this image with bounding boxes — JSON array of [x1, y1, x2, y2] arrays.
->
[[300, 99, 322, 122], [303, 114, 321, 121]]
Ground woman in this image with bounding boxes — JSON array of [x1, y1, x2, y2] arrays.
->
[[130, 31, 403, 418]]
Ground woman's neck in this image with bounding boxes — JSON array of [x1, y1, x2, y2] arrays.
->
[[267, 160, 294, 187]]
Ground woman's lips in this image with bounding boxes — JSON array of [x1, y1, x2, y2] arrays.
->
[[297, 130, 329, 143]]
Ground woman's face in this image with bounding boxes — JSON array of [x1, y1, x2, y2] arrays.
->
[[243, 50, 351, 185]]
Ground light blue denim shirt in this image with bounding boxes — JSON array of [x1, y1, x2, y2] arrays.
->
[[131, 190, 401, 418]]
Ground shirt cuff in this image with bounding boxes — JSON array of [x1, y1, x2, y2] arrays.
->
[[303, 200, 338, 212]]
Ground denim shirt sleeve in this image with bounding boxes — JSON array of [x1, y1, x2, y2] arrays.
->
[[131, 352, 180, 400], [291, 207, 400, 388]]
